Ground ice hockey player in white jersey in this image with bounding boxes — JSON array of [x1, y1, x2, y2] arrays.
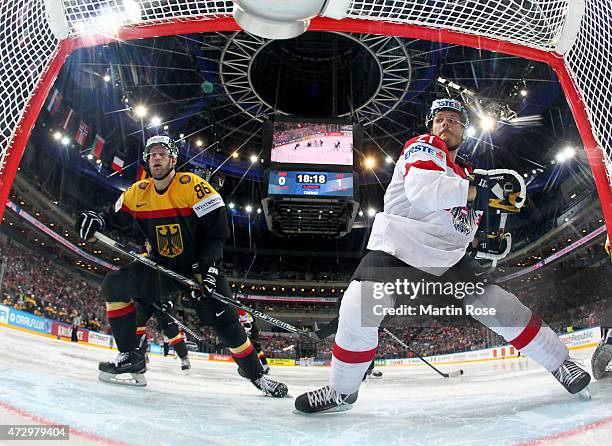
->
[[295, 98, 593, 414]]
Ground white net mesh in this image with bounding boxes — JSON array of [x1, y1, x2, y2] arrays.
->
[[0, 0, 60, 174], [345, 0, 570, 51], [63, 0, 233, 34], [565, 0, 612, 179]]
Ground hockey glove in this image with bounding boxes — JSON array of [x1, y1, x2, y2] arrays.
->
[[191, 263, 220, 301], [75, 211, 105, 240], [158, 301, 174, 313], [469, 169, 526, 213]]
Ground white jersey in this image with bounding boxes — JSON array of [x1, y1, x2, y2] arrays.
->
[[367, 133, 482, 274]]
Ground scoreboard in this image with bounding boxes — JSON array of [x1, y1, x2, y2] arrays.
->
[[267, 170, 354, 197]]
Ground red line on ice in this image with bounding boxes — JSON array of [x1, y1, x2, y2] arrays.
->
[[0, 400, 134, 446], [514, 415, 612, 445]]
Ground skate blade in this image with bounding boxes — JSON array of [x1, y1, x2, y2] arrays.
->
[[98, 371, 147, 387], [293, 403, 353, 415], [181, 369, 191, 376], [578, 381, 600, 400]]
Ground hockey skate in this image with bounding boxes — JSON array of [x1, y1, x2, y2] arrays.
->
[[551, 357, 592, 399], [591, 333, 612, 380], [294, 385, 358, 414], [98, 350, 147, 387], [251, 374, 288, 398], [262, 364, 270, 375], [180, 357, 191, 375]]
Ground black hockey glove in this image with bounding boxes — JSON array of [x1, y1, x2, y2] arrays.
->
[[158, 301, 174, 313], [75, 210, 105, 240], [469, 169, 526, 213], [191, 263, 220, 301]]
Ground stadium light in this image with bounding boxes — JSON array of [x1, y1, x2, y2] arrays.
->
[[134, 105, 147, 118], [196, 140, 203, 147], [53, 131, 62, 140], [103, 74, 111, 82], [245, 205, 253, 213], [163, 125, 168, 130], [61, 136, 70, 145], [149, 116, 161, 127], [232, 151, 239, 159], [520, 89, 528, 97], [228, 202, 235, 209], [250, 154, 258, 163], [479, 115, 496, 131], [367, 208, 376, 217], [179, 133, 185, 139], [358, 210, 364, 217], [385, 156, 393, 164], [87, 154, 93, 160], [257, 208, 262, 214], [364, 157, 376, 169], [563, 146, 576, 158], [466, 126, 477, 137]]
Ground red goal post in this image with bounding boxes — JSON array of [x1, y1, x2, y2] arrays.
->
[[0, 0, 610, 238]]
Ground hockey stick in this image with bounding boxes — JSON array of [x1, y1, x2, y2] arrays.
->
[[94, 231, 316, 339], [150, 303, 203, 342], [382, 328, 464, 378]]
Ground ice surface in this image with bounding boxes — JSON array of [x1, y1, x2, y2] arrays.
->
[[1, 325, 611, 446]]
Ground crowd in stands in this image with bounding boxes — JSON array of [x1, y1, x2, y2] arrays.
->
[[1, 229, 610, 361]]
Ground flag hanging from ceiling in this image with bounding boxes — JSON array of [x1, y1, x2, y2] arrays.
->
[[89, 134, 105, 159], [61, 107, 74, 130], [136, 164, 148, 181], [46, 89, 62, 116], [74, 120, 90, 146], [111, 155, 124, 174]]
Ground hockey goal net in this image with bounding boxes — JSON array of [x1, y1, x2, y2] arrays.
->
[[0, 0, 610, 230]]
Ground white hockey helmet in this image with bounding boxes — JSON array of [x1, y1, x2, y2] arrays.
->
[[143, 135, 178, 163], [426, 98, 470, 129]]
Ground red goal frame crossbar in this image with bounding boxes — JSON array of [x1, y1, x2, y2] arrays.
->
[[2, 17, 611, 238]]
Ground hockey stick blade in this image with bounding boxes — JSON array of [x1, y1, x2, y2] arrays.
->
[[94, 232, 314, 339], [382, 328, 464, 379]]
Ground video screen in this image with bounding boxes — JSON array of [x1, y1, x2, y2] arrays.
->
[[271, 121, 353, 166], [267, 170, 354, 197]]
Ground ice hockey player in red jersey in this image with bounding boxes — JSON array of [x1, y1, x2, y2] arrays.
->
[[76, 135, 287, 397], [295, 98, 592, 414]]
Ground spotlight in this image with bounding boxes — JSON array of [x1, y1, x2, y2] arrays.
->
[[364, 157, 376, 169], [179, 133, 185, 139], [228, 202, 235, 209], [134, 105, 147, 118], [61, 136, 70, 145], [367, 208, 376, 217], [385, 156, 393, 164], [163, 125, 168, 130], [87, 154, 94, 160], [53, 131, 62, 140], [149, 116, 161, 127], [232, 152, 239, 159], [358, 210, 364, 217], [563, 146, 576, 158], [466, 126, 477, 137], [250, 155, 258, 163], [479, 115, 496, 131], [555, 152, 567, 163], [103, 74, 111, 82], [196, 140, 203, 147], [257, 208, 262, 214], [245, 205, 253, 213], [520, 89, 528, 97], [96, 159, 102, 164]]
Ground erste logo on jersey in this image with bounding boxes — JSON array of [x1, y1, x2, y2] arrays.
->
[[156, 224, 184, 258], [404, 143, 446, 163]]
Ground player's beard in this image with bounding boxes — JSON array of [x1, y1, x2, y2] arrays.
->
[[151, 161, 174, 180]]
